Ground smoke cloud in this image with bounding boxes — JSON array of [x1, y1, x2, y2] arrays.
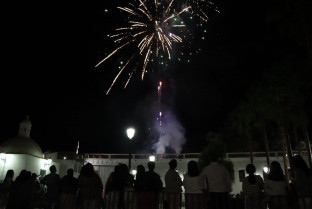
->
[[153, 110, 186, 154]]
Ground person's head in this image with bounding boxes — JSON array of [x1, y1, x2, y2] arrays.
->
[[246, 164, 256, 184], [148, 161, 155, 171], [246, 164, 256, 175], [137, 164, 145, 174], [67, 168, 74, 176], [268, 161, 284, 181], [50, 165, 57, 173], [169, 159, 177, 169], [187, 160, 199, 177], [18, 169, 27, 178], [31, 173, 38, 179], [293, 154, 312, 176], [83, 163, 95, 176], [5, 169, 14, 179], [118, 163, 130, 178]]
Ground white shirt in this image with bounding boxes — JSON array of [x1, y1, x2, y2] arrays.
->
[[183, 173, 206, 193], [199, 162, 232, 193]]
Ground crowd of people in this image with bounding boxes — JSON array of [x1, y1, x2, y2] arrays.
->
[[0, 154, 311, 209], [242, 155, 312, 209]]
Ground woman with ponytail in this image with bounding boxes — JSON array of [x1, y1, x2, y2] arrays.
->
[[242, 164, 265, 209]]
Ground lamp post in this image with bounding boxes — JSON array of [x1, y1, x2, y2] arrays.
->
[[126, 127, 135, 171]]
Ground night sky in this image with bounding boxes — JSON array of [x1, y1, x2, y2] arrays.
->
[[1, 0, 309, 154]]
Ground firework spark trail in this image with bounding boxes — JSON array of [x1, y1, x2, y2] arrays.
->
[[106, 56, 134, 95], [158, 81, 162, 126], [165, 0, 175, 15], [185, 0, 220, 22], [95, 41, 131, 68]]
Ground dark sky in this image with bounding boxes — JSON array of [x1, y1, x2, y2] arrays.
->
[[1, 0, 278, 154]]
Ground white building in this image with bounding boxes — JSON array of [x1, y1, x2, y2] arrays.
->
[[0, 116, 84, 181]]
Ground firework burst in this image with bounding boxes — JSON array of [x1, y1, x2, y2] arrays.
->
[[95, 0, 191, 94], [96, 0, 218, 94]]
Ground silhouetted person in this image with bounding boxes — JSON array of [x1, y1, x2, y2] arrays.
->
[[264, 161, 289, 209], [77, 163, 103, 209], [0, 169, 14, 209], [134, 165, 146, 192], [142, 161, 163, 209], [199, 155, 232, 209], [104, 164, 123, 209], [31, 172, 43, 209], [134, 165, 146, 209], [242, 164, 265, 209], [292, 154, 312, 209], [59, 168, 78, 209], [164, 159, 183, 209], [6, 169, 33, 209], [105, 164, 120, 196], [41, 165, 61, 209], [183, 160, 207, 209]]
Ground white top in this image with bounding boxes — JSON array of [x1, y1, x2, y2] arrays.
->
[[264, 179, 288, 196], [183, 173, 206, 193], [199, 162, 232, 193]]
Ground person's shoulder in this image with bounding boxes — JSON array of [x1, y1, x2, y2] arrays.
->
[[154, 172, 161, 177], [242, 176, 249, 183]]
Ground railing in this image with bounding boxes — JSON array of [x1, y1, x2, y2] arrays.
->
[[104, 189, 311, 209], [84, 151, 309, 160], [104, 189, 247, 209], [84, 153, 201, 160]]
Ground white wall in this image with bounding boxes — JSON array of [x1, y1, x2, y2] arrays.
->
[[0, 154, 47, 181], [85, 154, 310, 195]]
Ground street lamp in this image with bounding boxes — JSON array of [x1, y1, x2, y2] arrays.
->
[[126, 127, 135, 170], [149, 155, 156, 162]]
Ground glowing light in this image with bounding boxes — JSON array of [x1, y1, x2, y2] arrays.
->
[[149, 155, 156, 161], [126, 128, 135, 140], [263, 167, 269, 173]]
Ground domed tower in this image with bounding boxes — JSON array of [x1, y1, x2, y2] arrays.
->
[[18, 115, 32, 137], [0, 116, 43, 158]]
